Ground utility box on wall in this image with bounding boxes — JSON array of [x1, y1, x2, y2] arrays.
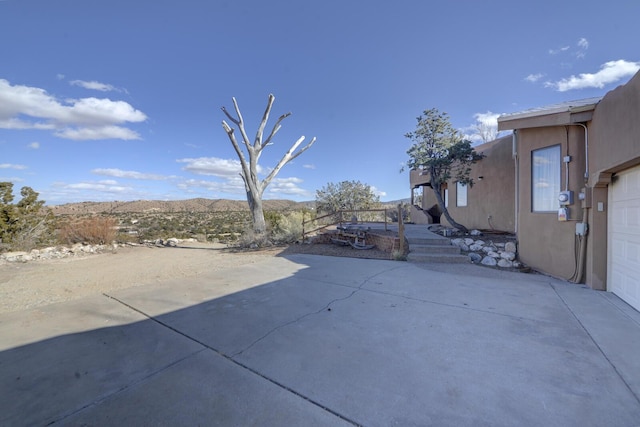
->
[[559, 190, 574, 205]]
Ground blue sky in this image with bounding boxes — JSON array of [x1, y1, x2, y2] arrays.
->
[[1, 0, 639, 206]]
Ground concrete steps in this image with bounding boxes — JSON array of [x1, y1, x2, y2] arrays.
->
[[406, 234, 469, 264]]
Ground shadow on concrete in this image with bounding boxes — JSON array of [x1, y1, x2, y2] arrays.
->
[[2, 254, 640, 426]]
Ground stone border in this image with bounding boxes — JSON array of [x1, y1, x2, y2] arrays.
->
[[451, 237, 521, 269]]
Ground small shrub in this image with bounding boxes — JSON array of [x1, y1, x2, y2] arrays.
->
[[392, 249, 408, 261], [59, 216, 118, 245], [269, 211, 304, 244]]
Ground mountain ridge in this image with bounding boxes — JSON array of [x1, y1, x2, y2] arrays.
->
[[48, 198, 313, 215]]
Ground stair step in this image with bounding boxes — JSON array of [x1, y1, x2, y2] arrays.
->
[[407, 253, 470, 263], [406, 237, 452, 246], [409, 244, 461, 254]]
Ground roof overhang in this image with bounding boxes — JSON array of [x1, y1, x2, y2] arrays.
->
[[497, 97, 601, 131]]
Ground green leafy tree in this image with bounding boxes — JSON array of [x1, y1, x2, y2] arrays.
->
[[0, 182, 55, 250], [315, 180, 380, 216], [404, 108, 484, 232]]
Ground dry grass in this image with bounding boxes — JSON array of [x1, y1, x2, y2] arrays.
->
[[58, 216, 118, 245]]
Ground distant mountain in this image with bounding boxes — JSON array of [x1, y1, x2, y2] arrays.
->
[[49, 198, 314, 215]]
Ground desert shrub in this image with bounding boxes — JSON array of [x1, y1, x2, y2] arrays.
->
[[235, 210, 304, 247], [0, 183, 57, 251], [59, 216, 118, 245], [269, 211, 304, 244], [237, 226, 272, 248]]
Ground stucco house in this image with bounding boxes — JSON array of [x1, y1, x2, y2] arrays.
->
[[409, 69, 640, 312], [409, 135, 515, 233], [497, 69, 640, 311]]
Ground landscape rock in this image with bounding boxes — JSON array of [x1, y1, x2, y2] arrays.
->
[[498, 259, 513, 268], [481, 256, 497, 266], [468, 253, 482, 263], [470, 229, 482, 236], [500, 251, 516, 261], [444, 235, 524, 272]]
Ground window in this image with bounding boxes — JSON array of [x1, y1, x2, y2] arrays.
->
[[444, 188, 449, 208], [456, 182, 467, 207], [532, 145, 561, 212]]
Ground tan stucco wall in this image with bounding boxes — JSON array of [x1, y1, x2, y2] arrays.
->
[[515, 126, 587, 280], [585, 70, 640, 290], [589, 71, 640, 177], [440, 136, 515, 232]]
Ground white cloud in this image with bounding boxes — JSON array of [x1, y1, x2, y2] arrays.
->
[[55, 125, 142, 140], [0, 78, 147, 140], [549, 45, 570, 55], [370, 186, 387, 198], [577, 38, 589, 49], [177, 178, 246, 195], [0, 176, 24, 183], [66, 182, 133, 193], [0, 163, 27, 170], [462, 111, 503, 144], [265, 177, 312, 197], [576, 37, 589, 59], [303, 164, 316, 169], [177, 157, 311, 198], [70, 80, 118, 92], [28, 142, 40, 149], [525, 73, 544, 83], [546, 60, 640, 92], [92, 168, 167, 180], [177, 156, 265, 177]]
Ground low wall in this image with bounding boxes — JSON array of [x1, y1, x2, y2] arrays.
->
[[312, 230, 408, 255]]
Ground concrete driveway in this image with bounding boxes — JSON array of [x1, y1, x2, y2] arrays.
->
[[1, 253, 639, 426]]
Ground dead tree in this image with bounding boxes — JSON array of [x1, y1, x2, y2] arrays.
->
[[221, 94, 316, 241]]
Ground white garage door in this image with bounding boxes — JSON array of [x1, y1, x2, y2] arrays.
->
[[608, 164, 640, 312]]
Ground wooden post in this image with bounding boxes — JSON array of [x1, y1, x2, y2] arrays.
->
[[398, 204, 405, 254]]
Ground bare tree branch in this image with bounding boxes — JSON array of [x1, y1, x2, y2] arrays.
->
[[255, 94, 276, 149], [220, 94, 316, 237], [263, 136, 317, 188]]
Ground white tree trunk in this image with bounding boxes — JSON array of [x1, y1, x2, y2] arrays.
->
[[221, 94, 316, 242]]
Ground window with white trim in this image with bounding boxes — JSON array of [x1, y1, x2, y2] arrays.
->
[[456, 182, 467, 207], [532, 145, 561, 212]]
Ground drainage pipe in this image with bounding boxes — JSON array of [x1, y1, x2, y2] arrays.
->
[[568, 123, 589, 283]]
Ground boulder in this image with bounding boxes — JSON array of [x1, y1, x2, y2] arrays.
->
[[469, 253, 482, 263], [481, 256, 497, 266], [500, 251, 516, 261], [498, 259, 513, 268], [469, 243, 484, 252]]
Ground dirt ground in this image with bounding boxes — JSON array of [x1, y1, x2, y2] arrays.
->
[[0, 241, 392, 314]]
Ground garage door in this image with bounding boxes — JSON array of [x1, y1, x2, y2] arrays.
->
[[608, 164, 640, 312]]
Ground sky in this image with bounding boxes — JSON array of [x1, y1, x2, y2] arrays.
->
[[1, 0, 639, 206]]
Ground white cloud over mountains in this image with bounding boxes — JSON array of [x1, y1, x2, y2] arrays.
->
[[92, 168, 167, 180], [176, 156, 311, 197], [0, 78, 147, 140]]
